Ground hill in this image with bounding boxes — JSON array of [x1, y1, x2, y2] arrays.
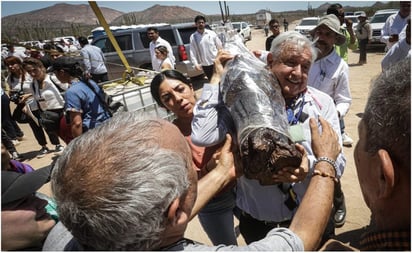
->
[[1, 3, 124, 43], [111, 4, 204, 25]]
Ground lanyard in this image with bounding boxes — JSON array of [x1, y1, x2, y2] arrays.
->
[[286, 95, 305, 125]]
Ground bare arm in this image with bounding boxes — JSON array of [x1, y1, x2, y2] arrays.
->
[[190, 134, 237, 219], [69, 111, 83, 138], [1, 210, 56, 250], [289, 117, 341, 250]]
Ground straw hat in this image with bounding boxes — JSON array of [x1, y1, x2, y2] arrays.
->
[[310, 14, 346, 45]]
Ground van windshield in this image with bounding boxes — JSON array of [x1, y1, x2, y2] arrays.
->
[[300, 19, 318, 26], [232, 23, 241, 29], [371, 13, 395, 23]]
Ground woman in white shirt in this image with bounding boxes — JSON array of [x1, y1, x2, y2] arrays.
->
[[22, 57, 66, 156], [153, 45, 174, 72]]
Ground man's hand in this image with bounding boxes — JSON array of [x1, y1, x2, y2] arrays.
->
[[310, 117, 341, 161], [194, 64, 203, 71], [344, 18, 353, 29], [213, 134, 238, 180]]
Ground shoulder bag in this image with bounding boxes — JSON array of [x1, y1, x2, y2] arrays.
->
[[82, 79, 125, 117]]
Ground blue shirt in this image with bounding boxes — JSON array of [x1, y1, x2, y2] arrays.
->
[[64, 79, 110, 133]]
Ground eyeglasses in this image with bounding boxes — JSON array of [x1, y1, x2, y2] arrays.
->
[[271, 25, 279, 29]]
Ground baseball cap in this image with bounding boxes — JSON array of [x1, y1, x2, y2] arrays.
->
[[310, 14, 346, 45], [2, 166, 51, 205]]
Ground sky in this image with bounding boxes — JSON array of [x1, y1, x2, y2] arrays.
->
[[1, 0, 380, 18]]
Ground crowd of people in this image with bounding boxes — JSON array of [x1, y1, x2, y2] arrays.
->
[[1, 3, 410, 251], [1, 36, 111, 160]]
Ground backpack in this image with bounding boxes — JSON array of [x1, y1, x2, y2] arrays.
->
[[83, 79, 125, 117]]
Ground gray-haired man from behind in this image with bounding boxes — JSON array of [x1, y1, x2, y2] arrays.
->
[[43, 112, 340, 250]]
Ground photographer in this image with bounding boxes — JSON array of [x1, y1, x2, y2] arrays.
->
[[21, 57, 66, 156], [5, 56, 64, 158]]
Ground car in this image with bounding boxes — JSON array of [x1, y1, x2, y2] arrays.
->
[[369, 9, 398, 45], [91, 23, 205, 79], [294, 17, 320, 38], [231, 21, 252, 42], [354, 11, 366, 17]]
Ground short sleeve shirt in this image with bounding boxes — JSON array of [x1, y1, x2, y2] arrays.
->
[[64, 80, 110, 133]]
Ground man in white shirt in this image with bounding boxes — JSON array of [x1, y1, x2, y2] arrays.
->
[[78, 36, 108, 83], [189, 15, 223, 81], [147, 27, 175, 72], [381, 18, 411, 70], [380, 1, 411, 50], [308, 14, 351, 231], [6, 45, 27, 62]]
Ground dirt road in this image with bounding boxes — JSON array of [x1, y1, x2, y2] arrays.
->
[[18, 25, 385, 248]]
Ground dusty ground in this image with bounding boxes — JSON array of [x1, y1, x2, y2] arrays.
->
[[15, 24, 386, 248]]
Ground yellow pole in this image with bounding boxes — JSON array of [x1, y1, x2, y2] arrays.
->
[[88, 1, 133, 77]]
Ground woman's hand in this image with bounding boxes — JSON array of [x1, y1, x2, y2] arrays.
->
[[271, 144, 309, 183], [210, 50, 234, 85], [19, 94, 32, 104]]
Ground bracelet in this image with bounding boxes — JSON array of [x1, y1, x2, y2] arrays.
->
[[313, 157, 339, 182], [312, 169, 338, 183], [314, 157, 338, 174]]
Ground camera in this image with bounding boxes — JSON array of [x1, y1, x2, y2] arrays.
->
[[9, 90, 24, 103]]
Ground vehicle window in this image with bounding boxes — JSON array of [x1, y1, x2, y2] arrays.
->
[[232, 23, 240, 30], [94, 38, 112, 53], [177, 27, 198, 44], [116, 35, 133, 51], [300, 19, 319, 26], [93, 34, 132, 53], [139, 29, 177, 48], [371, 13, 394, 23]]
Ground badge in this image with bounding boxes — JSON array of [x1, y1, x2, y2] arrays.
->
[[289, 124, 306, 142]]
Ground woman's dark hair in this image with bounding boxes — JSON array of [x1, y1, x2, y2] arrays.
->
[[4, 56, 25, 82], [51, 56, 84, 78], [4, 56, 22, 66], [150, 70, 191, 107], [22, 57, 46, 71]]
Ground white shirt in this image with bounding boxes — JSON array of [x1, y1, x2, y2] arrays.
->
[[381, 38, 411, 70], [191, 83, 346, 222], [7, 72, 33, 94], [32, 74, 65, 111], [149, 36, 175, 71], [80, 44, 107, 75], [189, 29, 223, 66], [308, 50, 351, 118], [153, 57, 174, 72], [8, 50, 27, 61], [380, 13, 410, 50]]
